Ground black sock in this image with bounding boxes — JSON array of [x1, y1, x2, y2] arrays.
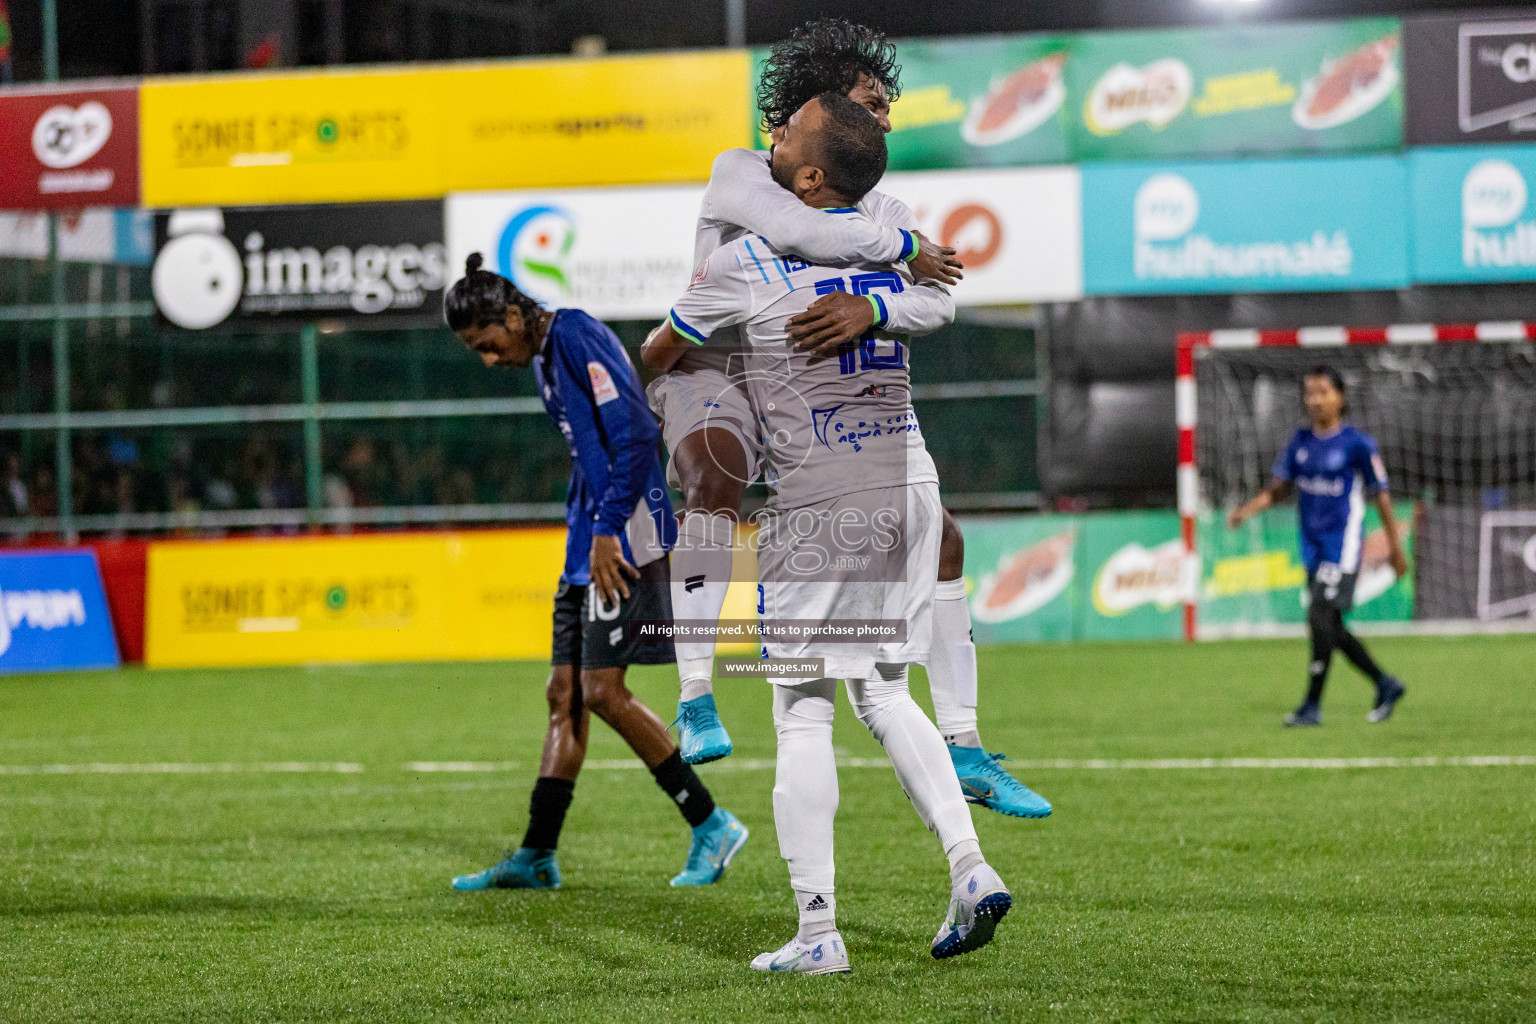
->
[[650, 749, 716, 828], [520, 776, 575, 852], [1335, 628, 1386, 685], [1305, 607, 1338, 706]]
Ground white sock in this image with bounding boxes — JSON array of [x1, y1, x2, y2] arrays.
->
[[772, 680, 839, 917], [845, 666, 978, 853], [926, 577, 981, 748], [946, 838, 984, 889], [794, 890, 837, 943], [670, 512, 736, 697]]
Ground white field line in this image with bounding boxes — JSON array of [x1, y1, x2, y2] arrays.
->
[[0, 761, 364, 776], [1, 755, 1534, 777]]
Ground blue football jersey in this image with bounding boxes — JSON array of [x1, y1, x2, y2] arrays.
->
[[532, 309, 675, 586], [1272, 424, 1389, 574]]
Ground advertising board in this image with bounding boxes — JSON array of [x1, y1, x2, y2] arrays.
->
[[0, 84, 140, 210], [0, 551, 119, 673]]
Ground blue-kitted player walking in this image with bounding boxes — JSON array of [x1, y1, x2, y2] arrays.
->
[[441, 253, 747, 890], [1227, 366, 1409, 727]]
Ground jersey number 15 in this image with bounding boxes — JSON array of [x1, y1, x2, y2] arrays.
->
[[814, 272, 906, 376]]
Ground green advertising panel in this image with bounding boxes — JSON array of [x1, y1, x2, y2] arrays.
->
[[960, 514, 1079, 645], [1076, 510, 1185, 642], [750, 36, 1072, 167], [1198, 505, 1414, 629], [879, 35, 1073, 169], [1067, 17, 1403, 161]]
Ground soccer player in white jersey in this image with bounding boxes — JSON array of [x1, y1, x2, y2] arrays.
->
[[647, 17, 1050, 821], [648, 92, 1011, 973]]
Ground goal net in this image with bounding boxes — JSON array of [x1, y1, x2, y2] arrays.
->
[[1179, 325, 1536, 636]]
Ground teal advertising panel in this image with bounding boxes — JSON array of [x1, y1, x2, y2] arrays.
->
[[961, 515, 1079, 645], [1411, 144, 1536, 283], [1077, 511, 1185, 642], [1068, 18, 1403, 161], [1198, 505, 1414, 629], [1081, 156, 1410, 295]]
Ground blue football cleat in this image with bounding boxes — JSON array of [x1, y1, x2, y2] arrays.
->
[[451, 848, 560, 890], [676, 694, 733, 765], [670, 807, 749, 887], [1368, 675, 1405, 723], [949, 746, 1052, 819]]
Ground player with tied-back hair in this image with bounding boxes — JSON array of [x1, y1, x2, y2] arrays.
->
[[646, 15, 1052, 822], [440, 254, 747, 891], [1228, 365, 1409, 727]]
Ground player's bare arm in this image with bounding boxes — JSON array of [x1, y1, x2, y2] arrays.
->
[[1228, 479, 1294, 528], [787, 290, 875, 358], [590, 533, 638, 606], [908, 234, 964, 286], [1373, 492, 1410, 577], [640, 322, 690, 372]]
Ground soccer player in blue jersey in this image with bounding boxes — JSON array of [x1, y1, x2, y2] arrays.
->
[[1228, 366, 1409, 727], [440, 254, 747, 890]]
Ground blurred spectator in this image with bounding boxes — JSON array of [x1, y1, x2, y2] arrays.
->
[[2, 455, 27, 516]]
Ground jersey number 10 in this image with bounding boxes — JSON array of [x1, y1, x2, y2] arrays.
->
[[814, 272, 906, 376]]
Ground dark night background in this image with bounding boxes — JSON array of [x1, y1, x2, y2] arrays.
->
[[7, 0, 1536, 82]]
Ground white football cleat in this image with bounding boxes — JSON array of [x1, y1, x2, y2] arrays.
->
[[749, 932, 852, 975], [932, 862, 1012, 959]]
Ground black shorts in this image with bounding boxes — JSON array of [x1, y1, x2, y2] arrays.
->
[[1307, 563, 1359, 614], [550, 555, 676, 670]]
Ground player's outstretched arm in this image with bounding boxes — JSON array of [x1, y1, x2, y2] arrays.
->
[[1227, 479, 1293, 529], [707, 148, 909, 266], [1373, 492, 1411, 577], [641, 321, 691, 372]]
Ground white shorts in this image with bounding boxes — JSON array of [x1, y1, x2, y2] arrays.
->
[[646, 369, 762, 492], [755, 481, 941, 682]]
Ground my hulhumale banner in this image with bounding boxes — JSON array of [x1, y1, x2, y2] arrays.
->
[[1080, 156, 1410, 295], [1068, 18, 1403, 161], [1410, 144, 1536, 282], [1198, 505, 1414, 630]]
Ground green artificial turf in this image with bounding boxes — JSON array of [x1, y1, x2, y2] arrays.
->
[[2, 636, 1534, 1023]]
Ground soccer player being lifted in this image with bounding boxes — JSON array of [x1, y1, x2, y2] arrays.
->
[[648, 16, 1050, 819], [649, 92, 1011, 973], [1228, 366, 1408, 727], [442, 255, 747, 890]]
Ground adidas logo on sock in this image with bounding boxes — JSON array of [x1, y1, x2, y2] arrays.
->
[[804, 894, 828, 912], [674, 789, 689, 805], [685, 575, 706, 592]]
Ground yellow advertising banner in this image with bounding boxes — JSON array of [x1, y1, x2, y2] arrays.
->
[[441, 51, 751, 192], [140, 67, 448, 207], [140, 51, 751, 207], [145, 528, 567, 668]]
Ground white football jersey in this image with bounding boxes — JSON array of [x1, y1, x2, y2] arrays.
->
[[667, 213, 941, 510]]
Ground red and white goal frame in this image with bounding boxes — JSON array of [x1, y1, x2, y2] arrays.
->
[[1175, 320, 1536, 641]]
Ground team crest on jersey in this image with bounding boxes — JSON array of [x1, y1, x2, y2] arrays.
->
[[855, 383, 888, 398], [588, 361, 620, 406]]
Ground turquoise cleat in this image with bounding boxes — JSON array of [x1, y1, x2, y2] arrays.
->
[[949, 747, 1053, 819], [676, 694, 733, 765], [451, 848, 561, 890], [670, 808, 749, 887]]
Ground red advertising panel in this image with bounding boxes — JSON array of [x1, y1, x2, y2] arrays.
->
[[0, 84, 140, 210]]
